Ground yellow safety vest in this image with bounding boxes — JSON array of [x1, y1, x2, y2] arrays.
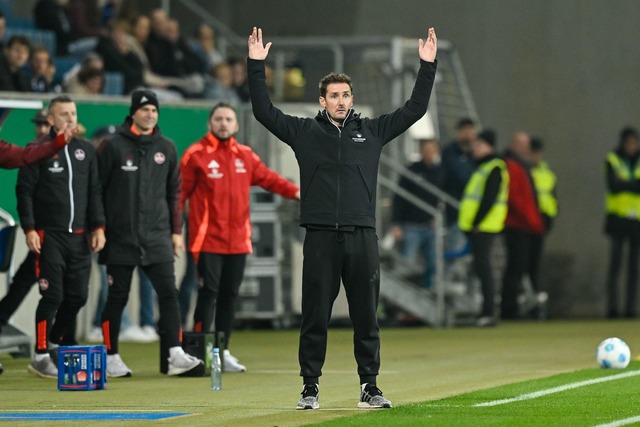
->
[[458, 158, 509, 233], [605, 152, 640, 220], [532, 161, 558, 218]]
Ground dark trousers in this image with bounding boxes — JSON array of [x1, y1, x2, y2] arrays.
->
[[606, 235, 640, 318], [102, 262, 180, 355], [192, 253, 246, 349], [501, 228, 535, 319], [299, 228, 380, 385], [467, 232, 497, 317], [0, 251, 37, 325], [528, 233, 546, 292], [35, 231, 91, 353]]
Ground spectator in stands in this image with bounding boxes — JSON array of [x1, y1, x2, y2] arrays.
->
[[124, 14, 185, 100], [0, 35, 31, 92], [63, 52, 103, 93], [27, 46, 58, 93], [95, 19, 144, 94], [101, 0, 137, 28], [458, 129, 508, 327], [69, 66, 105, 94], [501, 131, 545, 319], [604, 127, 640, 319], [203, 62, 240, 103], [390, 138, 443, 289], [67, 0, 108, 42], [145, 8, 171, 73], [189, 23, 224, 74], [181, 102, 299, 371], [229, 57, 250, 102], [441, 118, 477, 254], [33, 0, 72, 56]]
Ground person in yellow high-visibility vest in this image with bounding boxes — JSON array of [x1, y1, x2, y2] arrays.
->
[[458, 129, 509, 327], [604, 126, 640, 319], [528, 137, 558, 307]]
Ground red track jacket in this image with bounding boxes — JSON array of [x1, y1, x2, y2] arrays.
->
[[504, 153, 545, 234], [181, 133, 299, 257]]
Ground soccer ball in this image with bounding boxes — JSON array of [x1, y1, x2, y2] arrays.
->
[[596, 337, 631, 369]]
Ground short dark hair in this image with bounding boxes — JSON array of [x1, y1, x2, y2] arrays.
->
[[6, 35, 31, 51], [209, 102, 236, 119], [319, 72, 352, 98], [530, 136, 544, 152], [47, 95, 75, 114], [620, 126, 639, 145], [455, 117, 475, 130]]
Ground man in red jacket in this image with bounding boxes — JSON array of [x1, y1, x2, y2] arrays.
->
[[181, 102, 299, 372], [501, 131, 545, 319]]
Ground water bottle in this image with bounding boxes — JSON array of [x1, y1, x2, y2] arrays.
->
[[211, 347, 222, 390]]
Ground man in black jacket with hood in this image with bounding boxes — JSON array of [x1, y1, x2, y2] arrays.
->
[[248, 26, 438, 410], [97, 89, 202, 377]]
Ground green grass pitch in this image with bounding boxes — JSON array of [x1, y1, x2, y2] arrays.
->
[[0, 320, 638, 426]]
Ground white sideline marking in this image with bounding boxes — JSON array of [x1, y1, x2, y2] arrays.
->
[[474, 370, 640, 407], [594, 415, 640, 427]]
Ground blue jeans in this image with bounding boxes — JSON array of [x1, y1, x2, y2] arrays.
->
[[400, 224, 436, 289]]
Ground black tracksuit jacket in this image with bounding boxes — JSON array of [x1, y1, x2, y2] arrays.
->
[[248, 58, 437, 229], [16, 130, 104, 233], [97, 117, 181, 266]]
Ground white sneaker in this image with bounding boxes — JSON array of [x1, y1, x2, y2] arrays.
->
[[27, 355, 58, 379], [86, 326, 103, 342], [140, 325, 159, 342], [106, 354, 133, 377], [167, 350, 203, 376], [120, 325, 155, 343], [223, 349, 246, 372]]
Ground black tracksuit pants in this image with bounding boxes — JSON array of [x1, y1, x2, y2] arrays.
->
[[606, 234, 640, 318], [102, 262, 180, 355], [299, 227, 380, 386], [467, 232, 498, 317], [35, 231, 91, 354], [193, 252, 246, 349], [501, 228, 535, 319]]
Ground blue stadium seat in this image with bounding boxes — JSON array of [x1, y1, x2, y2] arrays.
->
[[5, 27, 56, 56], [103, 72, 124, 96], [54, 56, 81, 82]]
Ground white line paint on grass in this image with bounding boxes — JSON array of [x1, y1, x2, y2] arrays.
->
[[594, 415, 640, 427], [474, 370, 640, 407]]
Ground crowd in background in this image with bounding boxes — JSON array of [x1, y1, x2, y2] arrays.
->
[[0, 0, 254, 102]]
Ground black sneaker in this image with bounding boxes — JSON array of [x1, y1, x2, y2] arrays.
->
[[296, 383, 319, 410], [357, 383, 392, 409]]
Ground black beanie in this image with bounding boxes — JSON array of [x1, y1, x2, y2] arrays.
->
[[129, 89, 159, 116], [477, 129, 497, 147]]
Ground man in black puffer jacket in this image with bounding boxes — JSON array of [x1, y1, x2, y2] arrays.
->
[[248, 26, 438, 410], [97, 89, 202, 378]]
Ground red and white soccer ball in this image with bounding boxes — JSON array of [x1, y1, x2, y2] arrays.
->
[[596, 337, 631, 369]]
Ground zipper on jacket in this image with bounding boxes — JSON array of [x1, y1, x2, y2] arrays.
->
[[64, 145, 75, 233], [325, 109, 352, 228]]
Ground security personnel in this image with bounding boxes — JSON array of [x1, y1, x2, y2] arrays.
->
[[458, 129, 509, 327], [529, 137, 558, 297], [604, 127, 640, 318]]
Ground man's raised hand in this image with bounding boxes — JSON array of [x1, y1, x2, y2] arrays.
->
[[248, 27, 272, 60], [418, 27, 437, 63]]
